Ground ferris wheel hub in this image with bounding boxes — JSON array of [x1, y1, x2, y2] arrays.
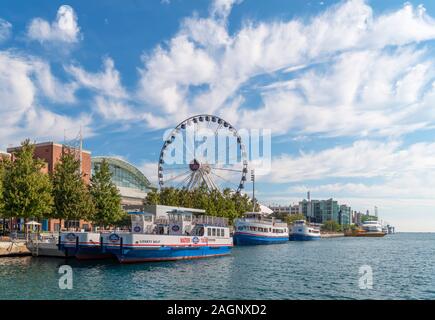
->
[[189, 159, 200, 171]]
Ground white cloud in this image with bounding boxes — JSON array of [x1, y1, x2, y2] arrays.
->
[[134, 0, 435, 138], [67, 57, 127, 99], [242, 47, 435, 137], [0, 18, 12, 42], [0, 51, 91, 148], [139, 161, 159, 184], [264, 140, 402, 183], [27, 5, 81, 43], [94, 96, 136, 121], [211, 0, 241, 19]]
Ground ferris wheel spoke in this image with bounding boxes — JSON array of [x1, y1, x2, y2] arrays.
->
[[164, 166, 190, 171], [209, 171, 240, 189], [165, 170, 192, 183], [210, 166, 242, 172], [175, 173, 194, 189]]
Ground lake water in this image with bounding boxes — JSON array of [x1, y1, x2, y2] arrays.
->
[[1, 233, 434, 300]]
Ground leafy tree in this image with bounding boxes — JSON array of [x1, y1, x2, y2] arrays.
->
[[286, 213, 306, 225], [144, 188, 160, 205], [0, 158, 6, 233], [361, 215, 378, 222], [321, 220, 341, 232], [0, 158, 5, 215], [89, 159, 125, 228], [2, 140, 54, 225], [52, 149, 94, 228], [144, 186, 255, 223]]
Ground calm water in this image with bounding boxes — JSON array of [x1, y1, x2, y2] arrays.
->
[[1, 233, 434, 300]]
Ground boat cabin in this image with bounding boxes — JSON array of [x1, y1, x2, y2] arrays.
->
[[189, 224, 228, 238], [129, 211, 156, 234], [167, 210, 194, 235]]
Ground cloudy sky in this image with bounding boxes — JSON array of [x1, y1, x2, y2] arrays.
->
[[1, 0, 435, 231]]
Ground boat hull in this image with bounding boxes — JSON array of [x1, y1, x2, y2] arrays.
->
[[344, 231, 386, 237], [289, 233, 321, 241], [233, 233, 288, 245], [354, 232, 386, 237], [108, 245, 232, 263], [60, 245, 113, 260]]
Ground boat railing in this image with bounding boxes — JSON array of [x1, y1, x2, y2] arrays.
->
[[155, 217, 169, 225], [239, 218, 287, 227], [193, 216, 229, 227]]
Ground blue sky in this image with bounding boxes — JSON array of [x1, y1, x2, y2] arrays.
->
[[2, 0, 435, 231]]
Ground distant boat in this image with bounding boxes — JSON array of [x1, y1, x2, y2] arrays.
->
[[345, 220, 386, 237], [233, 212, 289, 245], [289, 220, 321, 241]]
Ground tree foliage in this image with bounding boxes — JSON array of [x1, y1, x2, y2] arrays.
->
[[361, 215, 378, 222], [2, 140, 53, 221], [89, 159, 125, 227], [0, 158, 6, 216], [285, 213, 306, 225], [144, 186, 253, 222], [321, 220, 341, 232], [52, 149, 94, 223]]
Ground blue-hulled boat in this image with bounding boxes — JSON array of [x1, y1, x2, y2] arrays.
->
[[233, 212, 289, 245], [289, 220, 321, 241]]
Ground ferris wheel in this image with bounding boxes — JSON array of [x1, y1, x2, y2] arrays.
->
[[158, 115, 248, 193]]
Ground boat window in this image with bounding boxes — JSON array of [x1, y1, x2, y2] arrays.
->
[[207, 228, 212, 236], [144, 215, 152, 222], [212, 228, 216, 236], [184, 215, 192, 222]]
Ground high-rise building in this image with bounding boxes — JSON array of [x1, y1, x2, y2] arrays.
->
[[339, 204, 352, 225], [319, 198, 339, 223]]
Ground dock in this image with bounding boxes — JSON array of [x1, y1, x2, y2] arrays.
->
[[0, 239, 31, 257], [320, 232, 344, 238]]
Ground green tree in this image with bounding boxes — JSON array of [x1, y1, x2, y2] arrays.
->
[[89, 159, 125, 228], [321, 220, 341, 232], [0, 158, 6, 233], [2, 140, 54, 226], [144, 186, 257, 223], [286, 213, 306, 225], [144, 188, 160, 205], [361, 215, 378, 222], [52, 149, 94, 228], [0, 158, 5, 215]]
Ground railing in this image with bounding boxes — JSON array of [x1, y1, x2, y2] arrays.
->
[[193, 216, 229, 227], [153, 215, 229, 227], [239, 217, 287, 227]]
